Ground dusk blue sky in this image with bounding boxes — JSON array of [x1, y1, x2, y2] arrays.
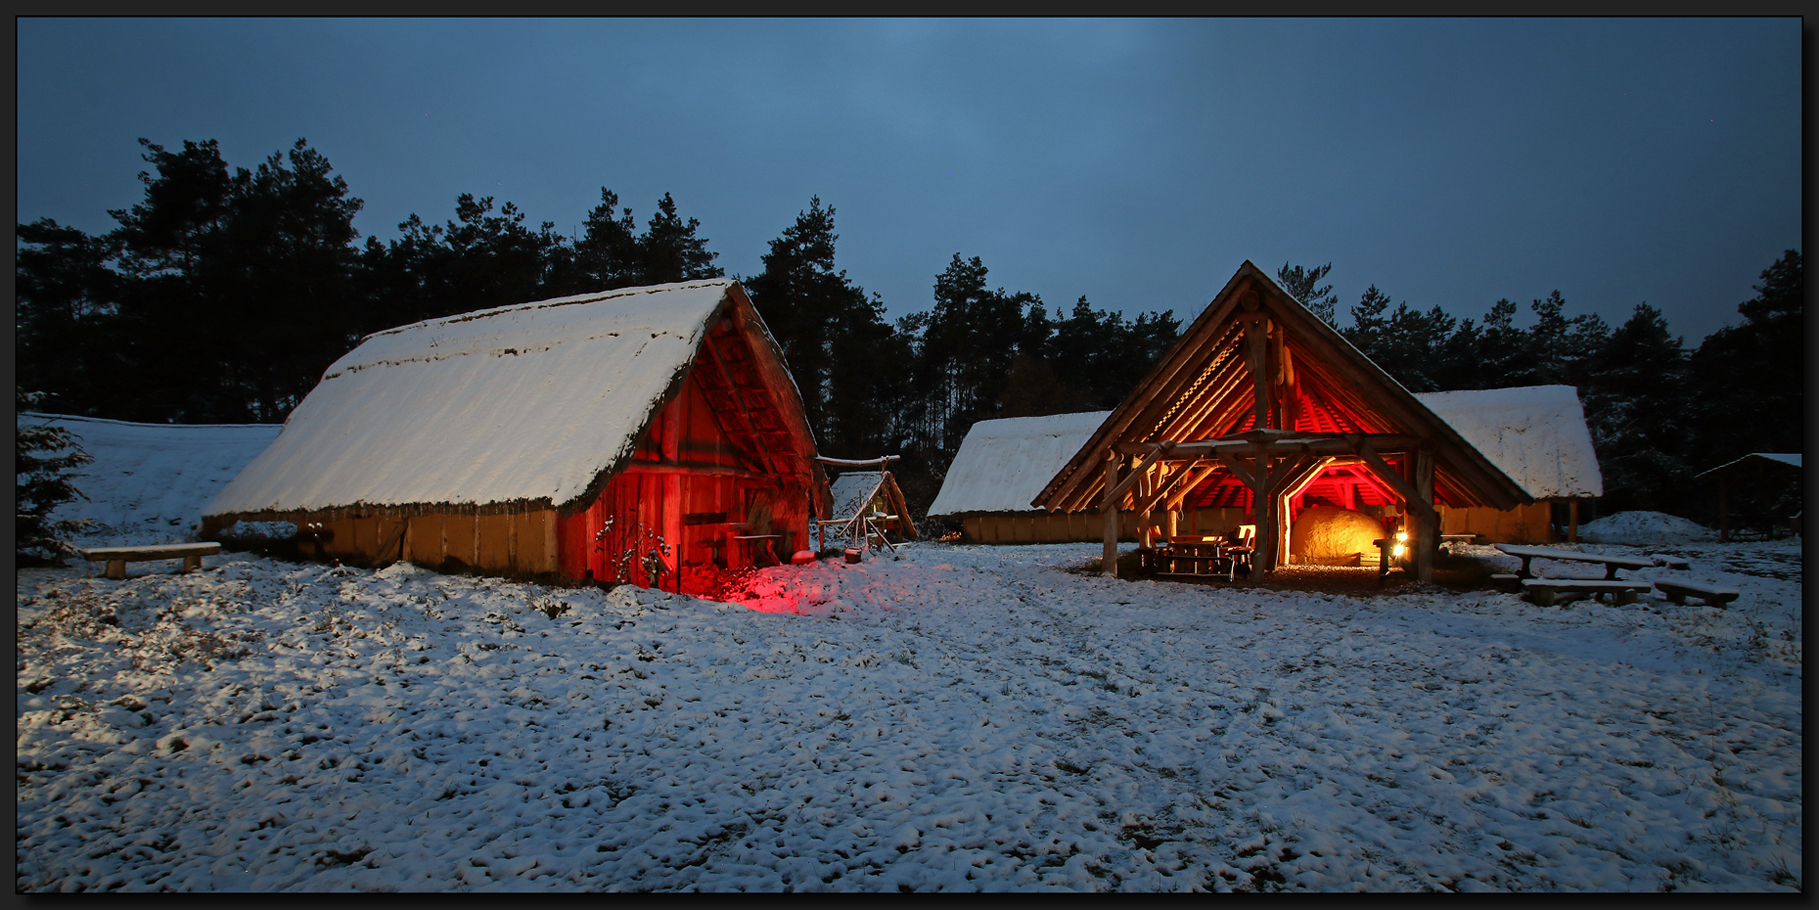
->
[[17, 17, 1803, 345]]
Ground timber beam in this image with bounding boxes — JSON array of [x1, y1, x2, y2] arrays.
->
[[1112, 433, 1426, 460]]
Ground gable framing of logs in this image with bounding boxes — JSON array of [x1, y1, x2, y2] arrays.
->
[[1031, 260, 1533, 581]]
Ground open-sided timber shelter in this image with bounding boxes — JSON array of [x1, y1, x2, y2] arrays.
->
[[203, 280, 826, 594], [1697, 453, 1802, 541], [819, 460, 919, 551], [1033, 261, 1535, 582]]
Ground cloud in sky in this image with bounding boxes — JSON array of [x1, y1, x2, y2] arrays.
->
[[17, 17, 1802, 343]]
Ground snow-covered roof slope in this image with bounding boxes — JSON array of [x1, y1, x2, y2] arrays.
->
[[1697, 452, 1803, 477], [206, 281, 736, 516], [1413, 385, 1602, 499], [828, 473, 885, 520], [928, 411, 1112, 516], [23, 413, 282, 546]]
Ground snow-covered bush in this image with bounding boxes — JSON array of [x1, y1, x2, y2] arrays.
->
[[16, 393, 95, 564], [1578, 510, 1716, 545]]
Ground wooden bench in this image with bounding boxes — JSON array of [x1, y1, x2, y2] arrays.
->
[[78, 542, 221, 579], [1651, 556, 1691, 571], [1521, 577, 1653, 606], [1654, 579, 1740, 607], [1439, 533, 1478, 555], [1494, 543, 1658, 580]]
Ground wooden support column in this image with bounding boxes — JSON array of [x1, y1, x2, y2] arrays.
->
[[1718, 475, 1730, 543], [1137, 468, 1155, 548], [1411, 447, 1436, 582], [1102, 453, 1121, 577], [1243, 313, 1270, 432], [1568, 499, 1580, 543], [1252, 454, 1272, 579], [661, 408, 683, 593]]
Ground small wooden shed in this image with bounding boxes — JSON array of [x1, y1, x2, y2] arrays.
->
[[820, 465, 918, 549], [203, 280, 826, 593], [1031, 261, 1534, 582]]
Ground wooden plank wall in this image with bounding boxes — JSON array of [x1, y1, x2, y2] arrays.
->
[[1438, 503, 1552, 544], [284, 506, 559, 577]]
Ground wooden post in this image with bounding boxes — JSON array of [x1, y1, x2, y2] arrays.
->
[[1244, 314, 1270, 433], [1254, 455, 1276, 578], [1103, 453, 1121, 577], [1137, 468, 1154, 549], [1412, 448, 1436, 582], [1568, 499, 1580, 543], [1718, 474, 1730, 543]]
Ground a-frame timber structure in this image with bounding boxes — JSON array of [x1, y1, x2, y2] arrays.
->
[[1033, 261, 1533, 582]]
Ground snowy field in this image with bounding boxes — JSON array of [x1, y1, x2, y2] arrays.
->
[[16, 538, 1802, 892], [13, 416, 1804, 892]]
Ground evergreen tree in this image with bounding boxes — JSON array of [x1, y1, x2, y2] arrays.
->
[[743, 197, 898, 458], [1688, 249, 1803, 471], [101, 137, 366, 422], [1581, 303, 1694, 514], [372, 193, 564, 329], [639, 192, 723, 284], [1275, 261, 1339, 324], [547, 187, 643, 295], [16, 390, 95, 564], [911, 254, 1042, 457], [15, 219, 123, 417]]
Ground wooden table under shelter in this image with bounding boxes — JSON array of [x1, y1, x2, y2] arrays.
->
[[1492, 543, 1658, 580]]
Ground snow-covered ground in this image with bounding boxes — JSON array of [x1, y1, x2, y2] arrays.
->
[[14, 417, 1804, 891]]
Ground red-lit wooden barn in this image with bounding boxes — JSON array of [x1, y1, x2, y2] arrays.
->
[[202, 280, 826, 593], [1033, 261, 1538, 582]]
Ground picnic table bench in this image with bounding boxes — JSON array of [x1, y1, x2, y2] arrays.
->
[[1439, 533, 1478, 554], [77, 542, 221, 579], [1493, 543, 1657, 580], [1653, 579, 1740, 608], [1521, 577, 1654, 606], [1153, 537, 1245, 581]]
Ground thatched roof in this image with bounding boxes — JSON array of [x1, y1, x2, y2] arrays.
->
[[1412, 385, 1603, 500], [927, 411, 1112, 517], [207, 280, 817, 518]]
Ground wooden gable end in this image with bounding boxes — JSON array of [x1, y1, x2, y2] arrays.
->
[[1030, 261, 1532, 581], [1035, 262, 1530, 516], [556, 283, 827, 591]]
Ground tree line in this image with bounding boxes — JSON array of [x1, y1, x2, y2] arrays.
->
[[16, 137, 1803, 526]]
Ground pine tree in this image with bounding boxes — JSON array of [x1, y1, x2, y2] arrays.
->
[[743, 197, 898, 457], [15, 219, 123, 417], [1275, 261, 1339, 325], [16, 390, 95, 564], [1688, 249, 1803, 471], [98, 137, 368, 422], [639, 192, 723, 284], [1581, 303, 1693, 514]]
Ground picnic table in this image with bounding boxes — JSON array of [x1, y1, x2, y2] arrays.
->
[[1493, 543, 1657, 580]]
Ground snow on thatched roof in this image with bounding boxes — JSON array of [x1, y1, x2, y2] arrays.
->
[[1413, 385, 1602, 500], [828, 473, 883, 520], [1696, 452, 1803, 477], [207, 280, 742, 516], [928, 411, 1112, 517]]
